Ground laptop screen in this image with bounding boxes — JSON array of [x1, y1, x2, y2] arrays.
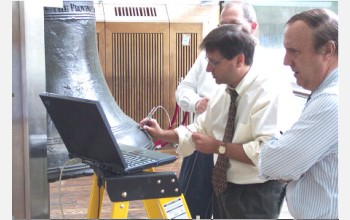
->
[[40, 93, 128, 171], [39, 92, 177, 175]]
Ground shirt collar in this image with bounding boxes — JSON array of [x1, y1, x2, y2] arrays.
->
[[312, 67, 338, 98], [231, 64, 258, 97]]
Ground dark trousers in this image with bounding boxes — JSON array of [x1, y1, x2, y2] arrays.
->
[[179, 151, 214, 219], [213, 180, 286, 219]]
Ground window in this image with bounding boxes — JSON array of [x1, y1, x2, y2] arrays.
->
[[252, 0, 338, 96]]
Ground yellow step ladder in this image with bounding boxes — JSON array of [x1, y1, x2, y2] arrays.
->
[[86, 168, 191, 219]]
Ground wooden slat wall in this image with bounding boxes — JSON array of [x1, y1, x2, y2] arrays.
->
[[173, 32, 198, 125], [112, 32, 165, 126], [175, 33, 198, 80], [104, 22, 170, 128], [96, 4, 219, 129], [169, 22, 206, 127]]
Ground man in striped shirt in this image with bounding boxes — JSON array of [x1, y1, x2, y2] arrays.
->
[[259, 8, 338, 219]]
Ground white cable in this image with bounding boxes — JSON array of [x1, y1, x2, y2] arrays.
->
[[146, 105, 173, 150], [147, 105, 172, 129], [58, 158, 82, 219]]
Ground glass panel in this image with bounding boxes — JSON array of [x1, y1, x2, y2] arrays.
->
[[252, 1, 338, 95]]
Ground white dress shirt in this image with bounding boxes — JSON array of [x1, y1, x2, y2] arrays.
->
[[175, 51, 297, 184], [175, 51, 224, 114]]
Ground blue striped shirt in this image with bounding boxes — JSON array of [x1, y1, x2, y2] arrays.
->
[[259, 68, 338, 219]]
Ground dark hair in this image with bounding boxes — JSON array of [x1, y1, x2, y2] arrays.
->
[[222, 1, 257, 23], [286, 8, 338, 55], [200, 24, 255, 65]]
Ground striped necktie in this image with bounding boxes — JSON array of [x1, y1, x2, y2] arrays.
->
[[212, 89, 238, 195]]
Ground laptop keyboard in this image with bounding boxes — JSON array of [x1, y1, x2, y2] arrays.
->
[[122, 151, 157, 168]]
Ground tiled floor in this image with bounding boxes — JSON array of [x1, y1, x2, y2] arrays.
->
[[50, 145, 292, 219]]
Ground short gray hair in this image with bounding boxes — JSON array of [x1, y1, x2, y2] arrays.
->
[[222, 1, 257, 23]]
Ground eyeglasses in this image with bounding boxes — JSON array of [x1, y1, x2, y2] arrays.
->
[[205, 57, 225, 69], [218, 21, 243, 27]]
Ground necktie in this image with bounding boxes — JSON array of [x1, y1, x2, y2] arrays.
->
[[307, 93, 312, 102], [212, 89, 238, 195]]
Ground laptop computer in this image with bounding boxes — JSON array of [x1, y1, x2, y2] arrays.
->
[[39, 92, 177, 175]]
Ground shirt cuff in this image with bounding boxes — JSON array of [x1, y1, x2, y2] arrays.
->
[[189, 97, 202, 113], [242, 141, 262, 167], [174, 125, 196, 157]]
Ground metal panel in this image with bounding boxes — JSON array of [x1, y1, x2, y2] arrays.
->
[[12, 1, 54, 218], [12, 2, 26, 218], [20, 0, 49, 216]]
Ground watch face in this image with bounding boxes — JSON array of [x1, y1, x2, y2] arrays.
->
[[219, 145, 226, 154]]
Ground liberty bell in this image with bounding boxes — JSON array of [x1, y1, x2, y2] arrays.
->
[[44, 0, 154, 181]]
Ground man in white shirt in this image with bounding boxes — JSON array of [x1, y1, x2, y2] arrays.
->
[[141, 24, 294, 219], [175, 2, 257, 218]]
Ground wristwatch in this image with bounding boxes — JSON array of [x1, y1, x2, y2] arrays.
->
[[218, 142, 226, 154]]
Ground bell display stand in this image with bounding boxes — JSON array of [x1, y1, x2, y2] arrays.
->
[[86, 167, 191, 219]]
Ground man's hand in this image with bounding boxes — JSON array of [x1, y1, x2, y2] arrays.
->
[[139, 118, 163, 140], [195, 97, 210, 114], [191, 132, 220, 154]]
